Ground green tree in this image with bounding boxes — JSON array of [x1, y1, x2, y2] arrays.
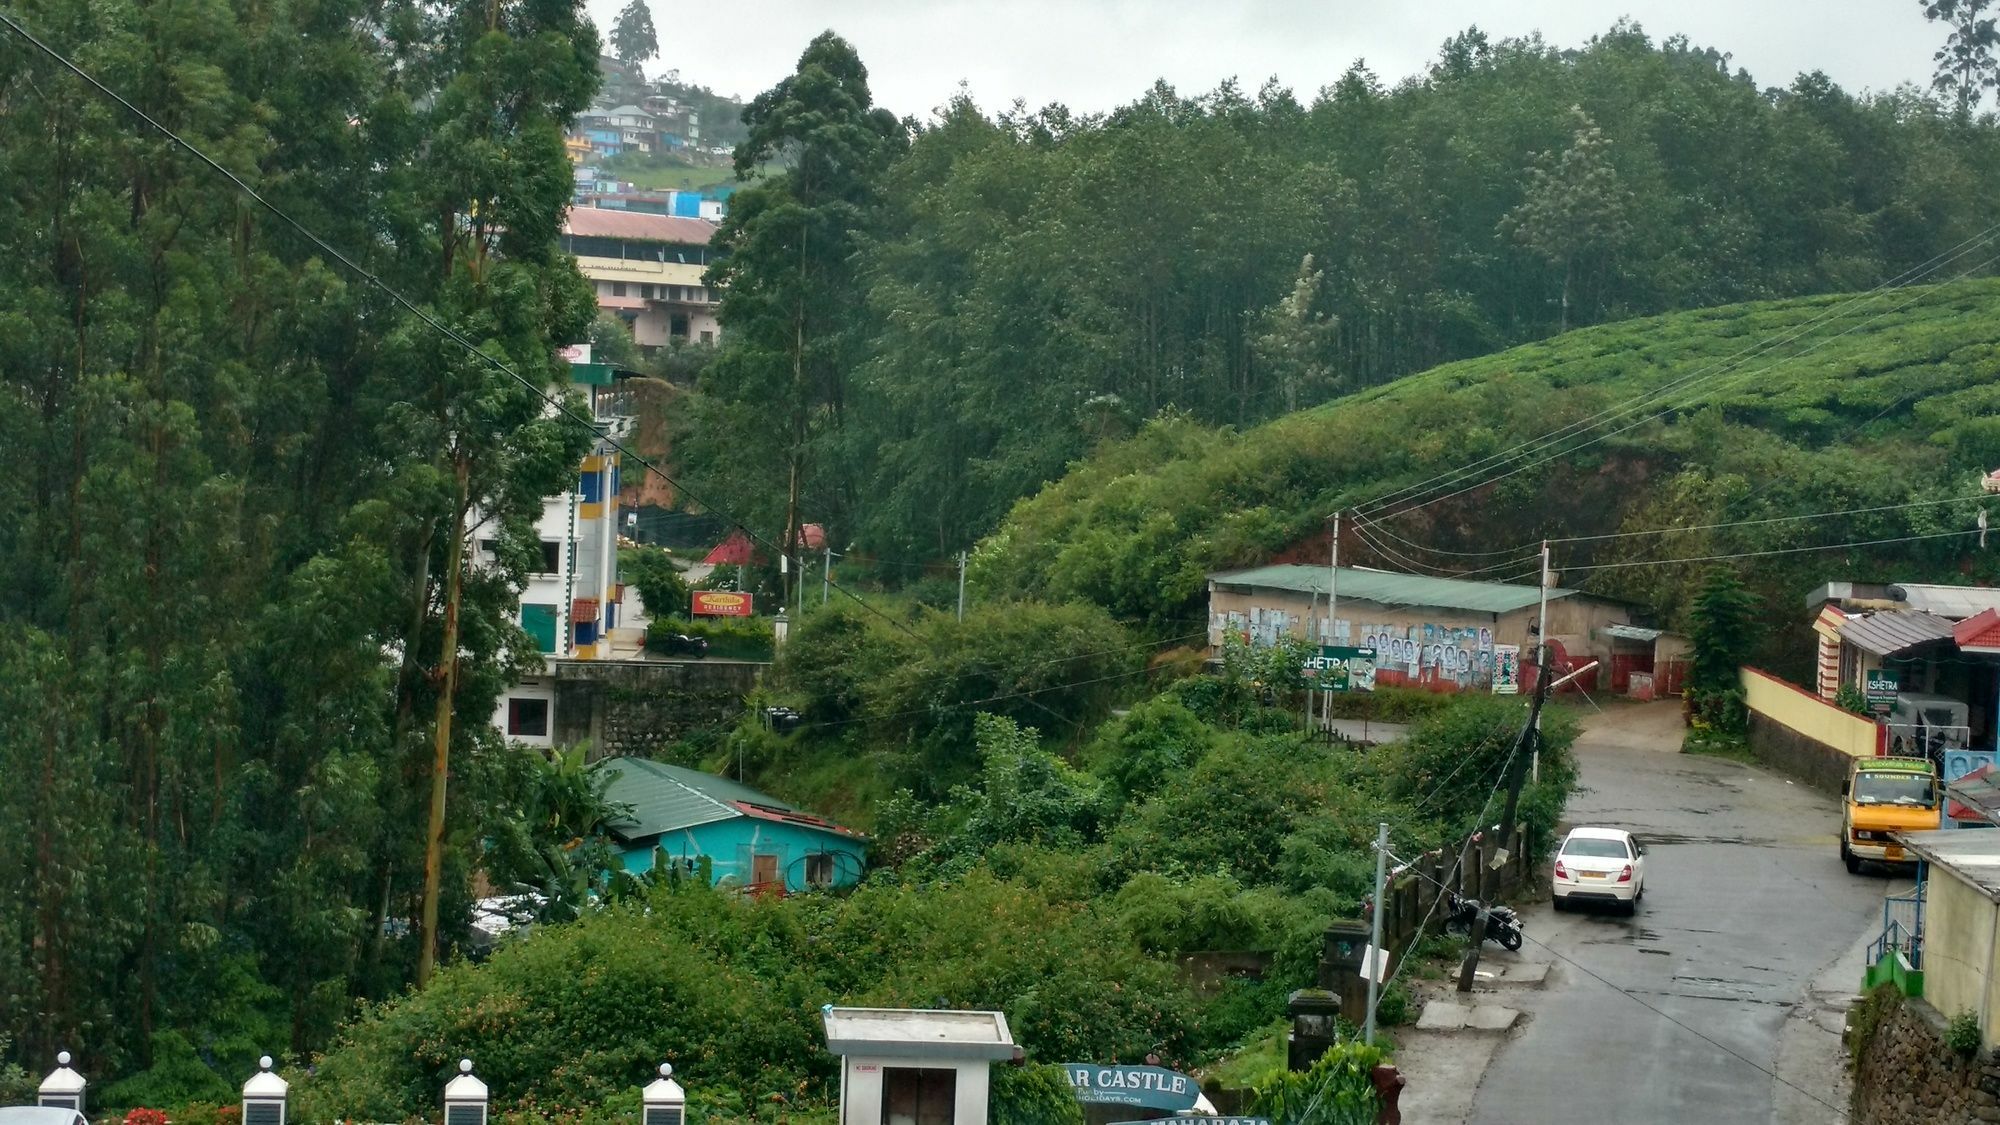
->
[[1921, 0, 2000, 114], [1253, 255, 1342, 414], [688, 33, 905, 604], [609, 0, 659, 69], [1500, 107, 1632, 332], [1686, 568, 1762, 731]]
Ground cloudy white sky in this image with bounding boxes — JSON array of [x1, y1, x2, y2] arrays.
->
[[587, 1, 1942, 118]]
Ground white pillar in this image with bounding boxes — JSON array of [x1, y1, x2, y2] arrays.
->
[[444, 1058, 488, 1125], [242, 1055, 288, 1125], [642, 1062, 686, 1125], [38, 1051, 85, 1115]]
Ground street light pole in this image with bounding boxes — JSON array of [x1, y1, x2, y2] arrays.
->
[[822, 546, 832, 607], [956, 550, 968, 623], [1534, 539, 1550, 783]]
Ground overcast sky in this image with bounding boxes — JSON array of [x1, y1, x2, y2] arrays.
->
[[586, 1, 1942, 119]]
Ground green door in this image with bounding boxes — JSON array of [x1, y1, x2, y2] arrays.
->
[[522, 603, 558, 653]]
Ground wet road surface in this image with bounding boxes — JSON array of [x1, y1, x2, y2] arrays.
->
[[1467, 708, 1896, 1124]]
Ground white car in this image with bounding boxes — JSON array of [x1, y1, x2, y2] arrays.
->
[[0, 1110, 90, 1125], [1552, 826, 1647, 914]]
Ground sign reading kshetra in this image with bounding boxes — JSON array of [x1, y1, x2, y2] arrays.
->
[[692, 591, 754, 617]]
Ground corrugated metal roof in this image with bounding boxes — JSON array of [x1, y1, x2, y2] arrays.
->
[[1892, 828, 2000, 901], [596, 758, 799, 840], [1948, 764, 2000, 828], [1836, 610, 1957, 657], [1208, 564, 1576, 615], [1890, 584, 2000, 622]]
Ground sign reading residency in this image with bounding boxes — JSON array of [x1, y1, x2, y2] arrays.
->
[[692, 591, 754, 617], [1060, 1065, 1201, 1111]]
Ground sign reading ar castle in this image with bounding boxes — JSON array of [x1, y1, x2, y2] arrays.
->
[[1060, 1065, 1201, 1110]]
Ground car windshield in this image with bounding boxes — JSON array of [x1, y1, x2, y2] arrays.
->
[[1854, 773, 1935, 806], [1562, 837, 1630, 859]]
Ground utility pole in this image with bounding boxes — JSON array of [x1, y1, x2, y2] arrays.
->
[[1459, 642, 1556, 994], [1326, 512, 1341, 734], [1365, 820, 1389, 1045], [1534, 539, 1551, 783], [956, 550, 968, 622], [822, 547, 832, 607]]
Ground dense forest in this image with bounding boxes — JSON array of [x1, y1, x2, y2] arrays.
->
[[678, 23, 2000, 563], [0, 0, 603, 1082]]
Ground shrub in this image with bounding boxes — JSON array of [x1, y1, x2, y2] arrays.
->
[[1949, 1009, 1983, 1059], [619, 546, 689, 620], [646, 615, 774, 660], [123, 1111, 169, 1125], [990, 1064, 1085, 1125], [1246, 1041, 1386, 1125], [103, 1032, 233, 1112]]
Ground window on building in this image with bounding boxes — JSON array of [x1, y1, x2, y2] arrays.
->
[[536, 540, 563, 574], [611, 281, 627, 297], [506, 697, 550, 737], [640, 283, 654, 299], [670, 314, 690, 338], [478, 538, 500, 558], [699, 330, 714, 345], [881, 1069, 955, 1125], [521, 604, 559, 653], [805, 853, 835, 887]]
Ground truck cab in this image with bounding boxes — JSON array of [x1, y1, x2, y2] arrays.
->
[[1841, 756, 1941, 872]]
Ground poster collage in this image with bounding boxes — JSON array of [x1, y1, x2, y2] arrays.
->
[[1218, 610, 1523, 694]]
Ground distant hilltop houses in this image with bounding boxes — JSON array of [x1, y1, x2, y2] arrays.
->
[[565, 56, 735, 221]]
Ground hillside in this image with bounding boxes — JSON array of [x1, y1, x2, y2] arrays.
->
[[972, 277, 2000, 669]]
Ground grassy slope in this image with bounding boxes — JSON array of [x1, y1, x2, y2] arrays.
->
[[974, 278, 2000, 666]]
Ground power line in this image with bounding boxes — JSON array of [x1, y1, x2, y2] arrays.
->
[[1558, 528, 1982, 572], [1356, 515, 1538, 560], [1358, 235, 2000, 522], [1547, 492, 1991, 546], [1372, 248, 2000, 525]]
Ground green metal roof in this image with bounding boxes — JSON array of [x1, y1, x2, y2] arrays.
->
[[1208, 564, 1577, 616], [595, 758, 799, 840]]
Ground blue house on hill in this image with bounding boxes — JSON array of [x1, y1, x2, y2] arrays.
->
[[595, 758, 868, 893]]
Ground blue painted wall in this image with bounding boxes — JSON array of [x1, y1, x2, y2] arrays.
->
[[618, 815, 867, 892]]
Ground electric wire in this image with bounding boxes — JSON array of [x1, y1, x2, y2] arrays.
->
[[1353, 223, 2000, 519], [1547, 491, 1993, 544], [1371, 244, 2000, 525], [1558, 528, 1983, 572]]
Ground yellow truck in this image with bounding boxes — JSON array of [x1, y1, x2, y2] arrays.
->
[[1841, 756, 1941, 872]]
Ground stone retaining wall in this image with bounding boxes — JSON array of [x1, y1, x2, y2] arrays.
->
[[551, 658, 764, 758], [1853, 989, 2000, 1124], [1746, 711, 1854, 795]]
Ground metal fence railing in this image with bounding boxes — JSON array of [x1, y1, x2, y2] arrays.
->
[[1868, 885, 1926, 969]]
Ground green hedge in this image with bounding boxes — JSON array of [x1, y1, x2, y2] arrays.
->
[[645, 615, 774, 660]]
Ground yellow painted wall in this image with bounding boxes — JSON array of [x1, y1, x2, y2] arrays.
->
[[1922, 871, 2000, 1048], [1741, 668, 1879, 757]]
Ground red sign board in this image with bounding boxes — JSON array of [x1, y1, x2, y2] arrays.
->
[[692, 591, 753, 617]]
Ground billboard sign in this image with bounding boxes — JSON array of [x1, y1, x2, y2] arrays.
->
[[1865, 669, 1900, 715], [1059, 1065, 1201, 1111], [1493, 645, 1521, 695], [692, 591, 754, 617], [1304, 646, 1377, 692]]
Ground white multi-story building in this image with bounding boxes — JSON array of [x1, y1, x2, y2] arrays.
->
[[489, 352, 631, 746]]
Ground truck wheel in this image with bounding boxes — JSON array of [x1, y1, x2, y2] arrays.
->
[[1843, 842, 1861, 874]]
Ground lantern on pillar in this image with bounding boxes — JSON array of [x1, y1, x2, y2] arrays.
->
[[38, 1051, 86, 1115], [642, 1062, 685, 1125], [242, 1056, 288, 1125], [444, 1059, 488, 1125]]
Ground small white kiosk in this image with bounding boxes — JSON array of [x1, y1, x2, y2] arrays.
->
[[822, 1007, 1019, 1125]]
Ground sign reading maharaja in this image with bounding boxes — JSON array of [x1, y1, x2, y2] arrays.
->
[[1059, 1065, 1201, 1110]]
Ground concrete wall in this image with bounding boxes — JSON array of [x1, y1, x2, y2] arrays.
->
[[1924, 872, 2000, 1050], [1742, 667, 1882, 793], [1851, 989, 2000, 1125], [547, 658, 764, 757]]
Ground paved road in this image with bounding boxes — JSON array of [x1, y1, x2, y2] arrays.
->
[[1466, 705, 1900, 1125]]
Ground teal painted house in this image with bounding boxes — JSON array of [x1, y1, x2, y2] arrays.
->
[[595, 758, 868, 892]]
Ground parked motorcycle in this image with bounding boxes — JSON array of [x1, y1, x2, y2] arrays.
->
[[1445, 892, 1524, 952]]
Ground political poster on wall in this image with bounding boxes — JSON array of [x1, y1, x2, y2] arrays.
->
[[1493, 645, 1521, 695]]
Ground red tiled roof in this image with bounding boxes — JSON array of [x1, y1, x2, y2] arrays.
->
[[563, 207, 719, 244], [1956, 607, 2000, 651]]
